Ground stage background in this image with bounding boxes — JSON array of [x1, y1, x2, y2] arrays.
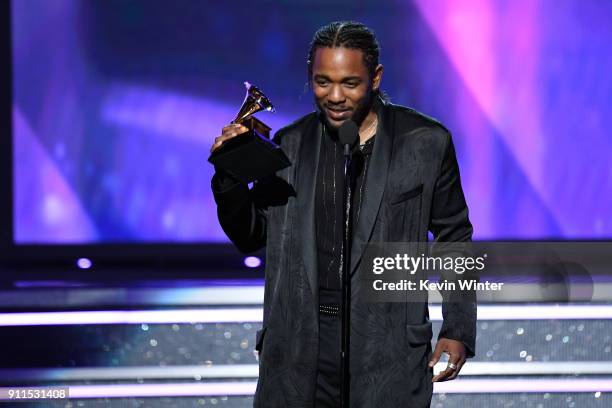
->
[[4, 3, 612, 407], [10, 0, 612, 244]]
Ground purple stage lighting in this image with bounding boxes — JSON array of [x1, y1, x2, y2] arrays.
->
[[10, 0, 612, 243], [244, 256, 262, 268], [76, 258, 92, 269]]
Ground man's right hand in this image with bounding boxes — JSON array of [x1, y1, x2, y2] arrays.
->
[[210, 123, 249, 153]]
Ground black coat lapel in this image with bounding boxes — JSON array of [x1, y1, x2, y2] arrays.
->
[[350, 98, 394, 276], [296, 115, 322, 298]]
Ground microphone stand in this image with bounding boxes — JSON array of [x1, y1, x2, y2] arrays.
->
[[340, 142, 353, 408]]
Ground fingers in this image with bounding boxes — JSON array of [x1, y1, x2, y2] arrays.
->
[[431, 365, 453, 383], [430, 342, 448, 382], [432, 354, 465, 382], [446, 356, 465, 381], [431, 338, 467, 382], [444, 340, 467, 381], [210, 123, 249, 153], [428, 342, 444, 368], [222, 123, 249, 134]]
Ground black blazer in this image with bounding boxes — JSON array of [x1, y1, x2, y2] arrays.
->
[[212, 97, 476, 407]]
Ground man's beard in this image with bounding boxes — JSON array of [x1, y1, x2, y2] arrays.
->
[[316, 92, 373, 132]]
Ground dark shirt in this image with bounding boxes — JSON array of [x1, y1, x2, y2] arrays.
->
[[315, 126, 375, 290], [212, 126, 376, 291]]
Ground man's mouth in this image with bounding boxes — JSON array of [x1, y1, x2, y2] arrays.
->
[[326, 107, 351, 121]]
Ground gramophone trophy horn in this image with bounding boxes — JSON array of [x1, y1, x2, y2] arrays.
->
[[234, 82, 275, 124], [208, 82, 291, 184]]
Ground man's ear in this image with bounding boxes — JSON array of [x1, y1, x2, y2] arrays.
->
[[372, 64, 384, 91]]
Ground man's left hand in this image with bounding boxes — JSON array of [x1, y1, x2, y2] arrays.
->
[[429, 338, 466, 382]]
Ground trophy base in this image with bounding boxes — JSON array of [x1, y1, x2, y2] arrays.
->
[[208, 128, 291, 184]]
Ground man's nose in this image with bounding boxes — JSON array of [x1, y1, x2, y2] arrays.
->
[[328, 84, 346, 104]]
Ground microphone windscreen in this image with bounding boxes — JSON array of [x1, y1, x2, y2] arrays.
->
[[338, 120, 359, 146]]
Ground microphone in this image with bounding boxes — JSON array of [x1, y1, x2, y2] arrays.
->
[[337, 120, 358, 407], [338, 120, 359, 156]]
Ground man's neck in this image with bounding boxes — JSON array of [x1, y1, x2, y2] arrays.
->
[[359, 110, 378, 144]]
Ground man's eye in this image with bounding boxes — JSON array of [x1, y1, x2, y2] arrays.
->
[[316, 80, 329, 86], [344, 82, 358, 88]]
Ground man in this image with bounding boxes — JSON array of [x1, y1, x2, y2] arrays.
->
[[211, 21, 476, 408]]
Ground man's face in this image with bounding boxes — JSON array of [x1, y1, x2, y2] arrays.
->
[[311, 47, 378, 130]]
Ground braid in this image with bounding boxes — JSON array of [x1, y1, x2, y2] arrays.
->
[[307, 21, 381, 86]]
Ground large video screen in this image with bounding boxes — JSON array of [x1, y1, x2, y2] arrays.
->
[[11, 0, 612, 243]]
